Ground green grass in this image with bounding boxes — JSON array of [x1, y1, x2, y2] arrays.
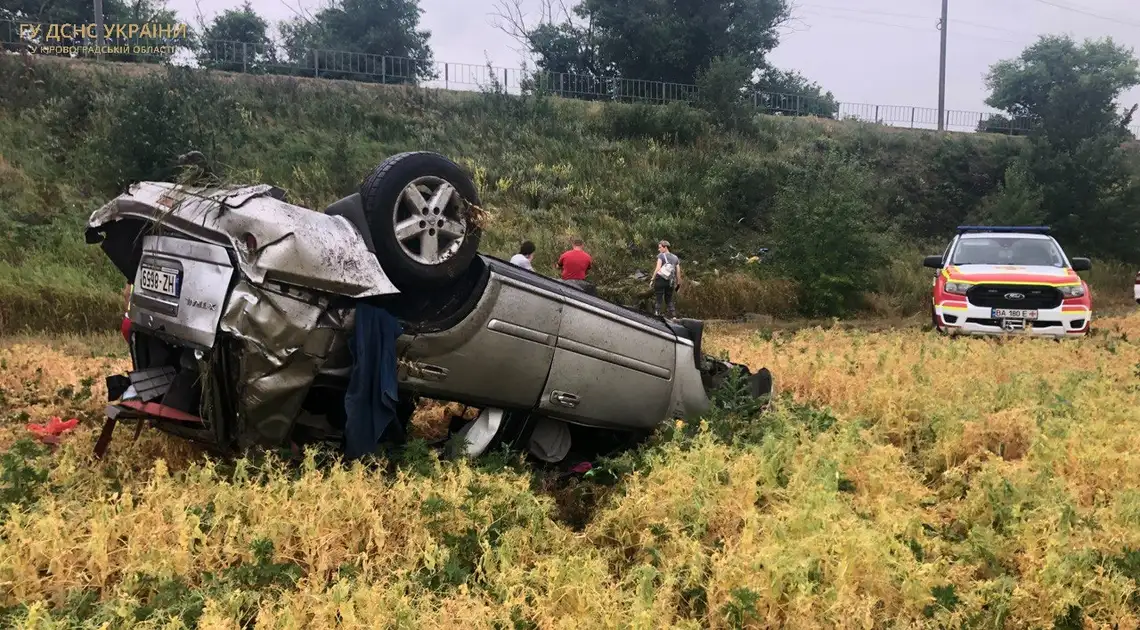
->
[[0, 55, 1130, 333]]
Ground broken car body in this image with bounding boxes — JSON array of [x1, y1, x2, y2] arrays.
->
[[85, 152, 772, 462]]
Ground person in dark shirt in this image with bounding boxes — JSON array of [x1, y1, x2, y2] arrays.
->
[[556, 238, 596, 295]]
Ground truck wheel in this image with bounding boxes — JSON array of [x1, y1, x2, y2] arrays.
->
[[360, 152, 483, 291]]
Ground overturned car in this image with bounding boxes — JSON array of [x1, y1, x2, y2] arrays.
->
[[85, 152, 772, 463]]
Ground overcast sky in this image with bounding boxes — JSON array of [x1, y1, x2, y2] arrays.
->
[[170, 0, 1140, 118]]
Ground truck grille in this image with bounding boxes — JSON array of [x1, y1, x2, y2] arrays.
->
[[966, 284, 1062, 310]]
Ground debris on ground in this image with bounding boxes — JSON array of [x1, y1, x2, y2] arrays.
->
[[25, 417, 79, 445]]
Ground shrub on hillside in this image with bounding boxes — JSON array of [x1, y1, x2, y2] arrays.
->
[[599, 101, 709, 144], [770, 149, 889, 317], [86, 67, 243, 190], [703, 154, 789, 232], [966, 159, 1046, 225]]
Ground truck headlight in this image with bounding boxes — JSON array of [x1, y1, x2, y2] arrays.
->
[[1059, 285, 1086, 298], [943, 281, 970, 295]]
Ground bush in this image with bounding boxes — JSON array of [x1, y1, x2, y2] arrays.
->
[[87, 66, 244, 190], [770, 148, 890, 317], [599, 101, 710, 144], [702, 154, 789, 232]]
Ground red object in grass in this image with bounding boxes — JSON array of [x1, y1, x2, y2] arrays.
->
[[120, 315, 131, 342], [26, 417, 79, 444]]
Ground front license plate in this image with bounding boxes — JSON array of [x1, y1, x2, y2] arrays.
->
[[138, 264, 181, 298], [992, 308, 1038, 320]]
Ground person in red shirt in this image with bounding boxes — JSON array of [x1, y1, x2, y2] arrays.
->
[[556, 238, 592, 280], [556, 238, 596, 295]]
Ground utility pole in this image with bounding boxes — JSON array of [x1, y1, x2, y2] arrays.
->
[[937, 0, 948, 131], [94, 0, 105, 60]]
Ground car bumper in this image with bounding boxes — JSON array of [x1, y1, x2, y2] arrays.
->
[[934, 301, 1090, 337]]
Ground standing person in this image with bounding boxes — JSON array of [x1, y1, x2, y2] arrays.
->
[[556, 237, 592, 280], [650, 240, 682, 318], [510, 240, 536, 271], [556, 237, 596, 295]]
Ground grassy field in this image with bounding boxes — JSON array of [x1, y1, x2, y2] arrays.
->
[[2, 314, 1140, 628]]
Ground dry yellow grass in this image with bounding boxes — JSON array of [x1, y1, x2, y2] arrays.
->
[[2, 315, 1140, 628]]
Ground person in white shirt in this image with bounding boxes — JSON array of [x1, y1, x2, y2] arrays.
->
[[650, 240, 682, 318], [510, 240, 536, 271]]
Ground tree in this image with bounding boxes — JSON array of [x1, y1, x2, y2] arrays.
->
[[985, 35, 1139, 149], [753, 68, 838, 118], [967, 160, 1045, 225], [694, 55, 754, 127], [494, 0, 791, 98], [976, 113, 1030, 136], [770, 148, 887, 317], [278, 0, 435, 84], [984, 35, 1140, 261], [195, 1, 276, 73]]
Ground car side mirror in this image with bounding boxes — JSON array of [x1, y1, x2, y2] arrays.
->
[[923, 255, 943, 269], [1070, 257, 1092, 271]]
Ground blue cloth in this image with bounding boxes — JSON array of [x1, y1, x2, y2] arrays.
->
[[343, 303, 403, 460]]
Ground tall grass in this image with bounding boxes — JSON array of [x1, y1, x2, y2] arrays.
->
[[5, 315, 1140, 626]]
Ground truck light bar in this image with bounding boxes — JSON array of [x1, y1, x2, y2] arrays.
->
[[956, 225, 1051, 234]]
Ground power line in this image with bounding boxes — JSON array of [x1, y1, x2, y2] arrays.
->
[[796, 2, 1037, 37], [795, 8, 1022, 45], [1022, 0, 1140, 29]]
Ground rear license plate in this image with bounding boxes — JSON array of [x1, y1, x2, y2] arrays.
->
[[138, 264, 181, 298], [992, 308, 1038, 320]]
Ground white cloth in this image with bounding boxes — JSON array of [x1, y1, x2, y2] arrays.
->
[[457, 408, 504, 457], [510, 254, 534, 271], [528, 417, 571, 463]]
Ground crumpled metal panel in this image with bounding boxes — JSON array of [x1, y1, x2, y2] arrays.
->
[[87, 181, 399, 299], [219, 278, 354, 448], [128, 367, 177, 402]]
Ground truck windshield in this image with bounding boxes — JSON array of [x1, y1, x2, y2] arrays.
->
[[950, 237, 1066, 267]]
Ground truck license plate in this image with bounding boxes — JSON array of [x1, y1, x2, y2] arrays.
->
[[992, 308, 1038, 320], [138, 264, 181, 298]]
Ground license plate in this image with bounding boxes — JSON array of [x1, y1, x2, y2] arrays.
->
[[138, 264, 181, 297], [992, 308, 1038, 320]]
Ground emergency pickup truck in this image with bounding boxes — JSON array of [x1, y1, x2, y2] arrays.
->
[[923, 226, 1093, 337]]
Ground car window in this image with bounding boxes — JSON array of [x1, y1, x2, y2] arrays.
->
[[949, 237, 1066, 267]]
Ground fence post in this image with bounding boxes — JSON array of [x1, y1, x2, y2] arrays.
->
[[445, 62, 449, 89], [313, 49, 318, 78], [911, 107, 915, 128], [875, 105, 880, 124], [241, 42, 247, 73], [381, 56, 386, 84], [503, 67, 508, 91]]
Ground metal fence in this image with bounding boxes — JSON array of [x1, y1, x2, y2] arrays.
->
[[4, 19, 1137, 136]]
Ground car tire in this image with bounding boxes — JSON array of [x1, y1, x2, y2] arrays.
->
[[360, 152, 483, 291]]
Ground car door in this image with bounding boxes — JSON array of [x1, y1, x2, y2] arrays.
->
[[537, 288, 677, 430], [399, 261, 563, 411]]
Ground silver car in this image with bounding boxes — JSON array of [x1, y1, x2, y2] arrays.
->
[[85, 152, 772, 462]]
